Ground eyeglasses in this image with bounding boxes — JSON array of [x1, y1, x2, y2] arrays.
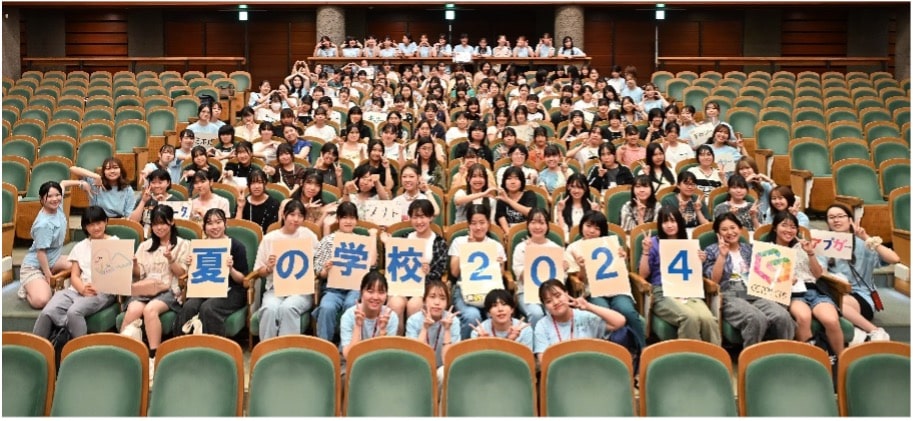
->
[[827, 214, 849, 221]]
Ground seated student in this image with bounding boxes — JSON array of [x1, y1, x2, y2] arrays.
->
[[765, 185, 810, 228], [637, 142, 677, 192], [821, 203, 900, 344], [567, 130, 604, 166], [252, 122, 282, 166], [445, 111, 471, 145], [222, 141, 257, 190], [587, 142, 635, 194], [129, 169, 175, 238], [406, 280, 461, 383], [66, 157, 134, 218], [209, 124, 238, 165], [638, 206, 721, 344], [469, 289, 534, 350], [340, 270, 398, 361], [252, 200, 319, 340], [189, 172, 231, 224], [616, 125, 646, 168], [176, 208, 248, 337], [713, 174, 760, 231], [384, 199, 449, 335], [123, 205, 190, 366], [449, 203, 508, 339], [661, 122, 694, 170], [452, 121, 494, 167], [361, 140, 397, 194], [314, 202, 378, 342], [391, 163, 441, 222], [537, 145, 571, 196], [264, 143, 306, 190], [533, 279, 626, 363], [704, 124, 745, 180], [765, 211, 844, 359], [304, 108, 338, 144], [564, 210, 646, 351], [33, 206, 116, 340], [181, 145, 221, 191], [661, 170, 710, 228], [510, 208, 567, 328], [496, 144, 539, 187], [279, 123, 312, 163], [688, 144, 725, 202], [620, 175, 661, 231], [495, 166, 537, 234], [186, 103, 220, 142], [703, 212, 795, 348], [236, 168, 280, 234], [142, 144, 183, 190]]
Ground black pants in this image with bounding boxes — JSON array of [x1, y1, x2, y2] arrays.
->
[[176, 286, 246, 337]]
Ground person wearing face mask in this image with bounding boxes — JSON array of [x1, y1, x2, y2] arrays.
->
[[256, 93, 284, 123]]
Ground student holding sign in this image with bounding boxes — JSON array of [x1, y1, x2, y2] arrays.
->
[[565, 211, 647, 351], [510, 208, 566, 328], [638, 206, 720, 345], [821, 203, 900, 344], [384, 200, 449, 335], [253, 200, 319, 340], [176, 209, 249, 337], [764, 211, 844, 358], [533, 279, 626, 363], [405, 280, 462, 382], [33, 207, 117, 340], [340, 271, 399, 361], [702, 213, 795, 347], [313, 202, 377, 342], [469, 289, 533, 350], [448, 203, 508, 340], [123, 205, 190, 363]]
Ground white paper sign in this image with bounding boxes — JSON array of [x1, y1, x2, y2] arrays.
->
[[385, 237, 428, 297], [160, 201, 192, 220], [273, 237, 315, 297], [362, 199, 404, 227], [193, 132, 217, 148], [327, 232, 375, 290], [809, 229, 853, 260], [453, 51, 473, 63], [582, 236, 631, 298], [90, 239, 135, 295], [746, 241, 796, 306], [458, 241, 502, 302], [658, 239, 705, 298], [689, 122, 715, 147], [522, 245, 566, 304], [186, 239, 230, 298]]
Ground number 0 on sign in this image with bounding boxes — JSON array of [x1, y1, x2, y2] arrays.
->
[[658, 239, 705, 298], [522, 245, 565, 304]]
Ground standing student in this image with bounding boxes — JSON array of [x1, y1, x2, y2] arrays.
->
[[469, 289, 533, 350], [33, 206, 116, 339], [340, 271, 398, 361], [703, 212, 795, 347], [176, 208, 248, 337], [252, 200, 319, 340], [18, 181, 72, 309], [533, 279, 625, 363], [639, 206, 720, 344], [405, 280, 461, 382]]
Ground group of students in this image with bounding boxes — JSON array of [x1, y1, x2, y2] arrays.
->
[[17, 61, 901, 374], [313, 32, 586, 60]]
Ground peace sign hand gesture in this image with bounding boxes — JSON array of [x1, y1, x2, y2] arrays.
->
[[470, 320, 490, 337], [441, 306, 460, 330], [507, 317, 530, 340]]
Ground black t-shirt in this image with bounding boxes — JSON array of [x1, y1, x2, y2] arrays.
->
[[495, 190, 537, 226], [240, 196, 280, 234], [227, 238, 250, 292]]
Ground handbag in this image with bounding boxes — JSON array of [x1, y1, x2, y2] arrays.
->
[[218, 84, 236, 100]]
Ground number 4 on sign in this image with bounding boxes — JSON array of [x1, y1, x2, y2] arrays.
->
[[659, 239, 704, 299]]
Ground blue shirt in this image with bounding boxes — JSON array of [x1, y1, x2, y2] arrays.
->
[[340, 305, 399, 351], [702, 242, 754, 291], [86, 177, 135, 218], [818, 236, 882, 310], [533, 308, 606, 354], [22, 205, 67, 269], [398, 42, 417, 56], [621, 86, 644, 103], [405, 311, 462, 367], [470, 318, 533, 350], [288, 138, 312, 161]]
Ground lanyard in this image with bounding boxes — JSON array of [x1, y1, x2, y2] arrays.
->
[[427, 322, 442, 351], [552, 313, 574, 342]]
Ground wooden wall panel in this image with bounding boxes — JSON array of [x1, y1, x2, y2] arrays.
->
[[65, 11, 128, 73], [290, 21, 317, 63], [700, 20, 743, 73], [163, 21, 204, 72], [583, 13, 614, 75], [781, 9, 847, 72], [203, 22, 246, 74], [658, 21, 700, 74], [248, 21, 290, 88], [613, 20, 655, 82]]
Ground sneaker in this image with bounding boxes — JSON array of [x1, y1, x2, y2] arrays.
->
[[868, 327, 891, 342], [849, 327, 868, 346]]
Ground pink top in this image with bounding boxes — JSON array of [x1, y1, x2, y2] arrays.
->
[[617, 145, 646, 168]]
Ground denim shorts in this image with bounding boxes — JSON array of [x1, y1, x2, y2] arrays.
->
[[791, 284, 835, 309]]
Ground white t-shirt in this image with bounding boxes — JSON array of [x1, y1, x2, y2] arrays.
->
[[304, 124, 338, 143], [66, 235, 119, 290]]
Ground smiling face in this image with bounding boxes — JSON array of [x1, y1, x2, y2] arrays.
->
[[103, 161, 123, 182], [717, 219, 741, 246], [204, 214, 226, 239], [468, 213, 489, 241], [151, 219, 173, 241], [826, 206, 853, 233], [661, 216, 680, 237], [488, 298, 514, 325], [634, 183, 652, 201], [773, 218, 798, 246], [542, 286, 571, 319], [527, 212, 548, 239], [193, 177, 212, 196], [361, 281, 388, 314], [85, 220, 107, 239], [678, 178, 696, 197], [698, 149, 715, 167]]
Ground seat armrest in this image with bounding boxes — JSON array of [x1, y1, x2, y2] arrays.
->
[[50, 269, 72, 291], [835, 195, 864, 208]]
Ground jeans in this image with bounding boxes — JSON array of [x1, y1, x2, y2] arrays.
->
[[315, 287, 360, 342]]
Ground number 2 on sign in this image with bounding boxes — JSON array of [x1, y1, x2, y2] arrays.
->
[[467, 251, 492, 281], [667, 250, 692, 281], [591, 247, 618, 281]]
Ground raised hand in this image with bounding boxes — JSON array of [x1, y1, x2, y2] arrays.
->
[[422, 308, 435, 329], [507, 318, 530, 340], [354, 305, 366, 328], [470, 320, 490, 337], [377, 307, 392, 332], [441, 306, 460, 330], [717, 234, 730, 256]]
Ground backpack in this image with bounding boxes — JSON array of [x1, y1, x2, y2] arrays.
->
[[608, 325, 642, 376], [49, 326, 71, 368]]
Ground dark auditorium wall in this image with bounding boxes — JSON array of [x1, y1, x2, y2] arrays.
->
[[3, 8, 21, 79], [4, 3, 909, 81]]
